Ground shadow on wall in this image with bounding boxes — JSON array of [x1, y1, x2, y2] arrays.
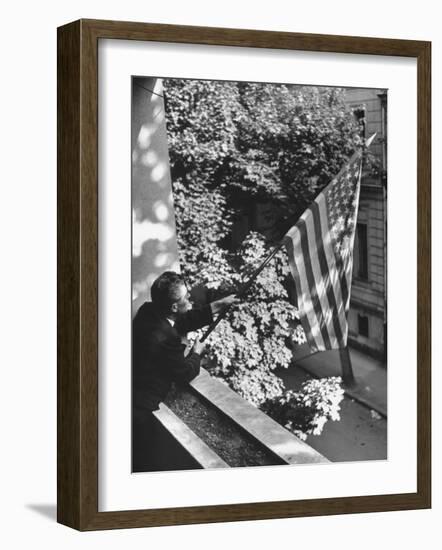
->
[[132, 77, 180, 316]]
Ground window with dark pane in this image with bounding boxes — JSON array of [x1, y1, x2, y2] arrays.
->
[[358, 314, 369, 337], [354, 222, 368, 280]]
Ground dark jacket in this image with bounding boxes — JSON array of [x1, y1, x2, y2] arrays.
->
[[132, 302, 213, 411]]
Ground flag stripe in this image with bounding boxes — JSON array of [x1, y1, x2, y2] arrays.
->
[[284, 235, 317, 350], [287, 227, 326, 350], [303, 207, 339, 347], [316, 194, 348, 345], [335, 251, 349, 313], [297, 217, 332, 349], [311, 200, 345, 347]]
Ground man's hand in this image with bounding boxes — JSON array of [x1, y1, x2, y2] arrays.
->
[[210, 294, 239, 317], [192, 336, 206, 355]]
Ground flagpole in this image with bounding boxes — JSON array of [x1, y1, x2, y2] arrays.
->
[[339, 346, 356, 388]]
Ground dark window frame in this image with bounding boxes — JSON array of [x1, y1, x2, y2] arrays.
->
[[355, 222, 369, 280], [358, 314, 369, 337]]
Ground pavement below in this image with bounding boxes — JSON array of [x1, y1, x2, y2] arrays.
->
[[290, 343, 387, 417], [277, 361, 387, 462]]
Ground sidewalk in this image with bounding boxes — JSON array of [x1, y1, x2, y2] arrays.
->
[[291, 343, 387, 417]]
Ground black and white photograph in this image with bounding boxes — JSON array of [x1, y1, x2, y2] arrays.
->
[[131, 76, 387, 473], [2, 0, 436, 543]]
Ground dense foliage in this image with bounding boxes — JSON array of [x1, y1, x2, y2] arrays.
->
[[163, 78, 359, 436], [200, 232, 304, 406], [261, 377, 345, 440], [164, 79, 363, 288]]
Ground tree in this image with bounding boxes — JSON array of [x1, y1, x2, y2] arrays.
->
[[163, 78, 357, 436], [164, 79, 240, 289], [164, 79, 363, 269], [230, 82, 363, 220], [200, 232, 302, 406]]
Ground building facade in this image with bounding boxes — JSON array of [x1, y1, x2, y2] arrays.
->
[[345, 88, 387, 360]]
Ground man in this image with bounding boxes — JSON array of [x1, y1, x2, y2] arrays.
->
[[132, 270, 236, 471]]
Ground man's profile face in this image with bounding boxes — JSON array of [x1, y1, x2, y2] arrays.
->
[[173, 284, 192, 315]]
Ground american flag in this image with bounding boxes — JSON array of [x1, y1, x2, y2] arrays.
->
[[284, 139, 372, 351]]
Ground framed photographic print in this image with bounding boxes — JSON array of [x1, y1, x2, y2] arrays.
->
[[57, 19, 431, 530]]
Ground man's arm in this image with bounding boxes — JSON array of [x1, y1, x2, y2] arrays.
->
[[175, 304, 213, 335], [175, 295, 239, 335]]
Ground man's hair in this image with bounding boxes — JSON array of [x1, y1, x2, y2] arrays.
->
[[150, 271, 185, 312]]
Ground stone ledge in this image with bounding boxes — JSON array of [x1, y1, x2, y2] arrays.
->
[[189, 368, 329, 465], [152, 403, 229, 470]]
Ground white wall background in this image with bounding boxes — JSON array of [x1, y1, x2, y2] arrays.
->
[[0, 1, 439, 548]]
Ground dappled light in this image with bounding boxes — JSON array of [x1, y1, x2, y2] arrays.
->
[[153, 201, 169, 222], [132, 215, 174, 257], [150, 162, 167, 184], [137, 123, 159, 149], [154, 252, 176, 268], [132, 77, 180, 314], [141, 150, 158, 167]]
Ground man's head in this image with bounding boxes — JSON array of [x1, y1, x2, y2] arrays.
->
[[150, 271, 191, 318]]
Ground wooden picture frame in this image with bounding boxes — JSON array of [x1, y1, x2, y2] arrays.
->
[[57, 19, 431, 531]]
